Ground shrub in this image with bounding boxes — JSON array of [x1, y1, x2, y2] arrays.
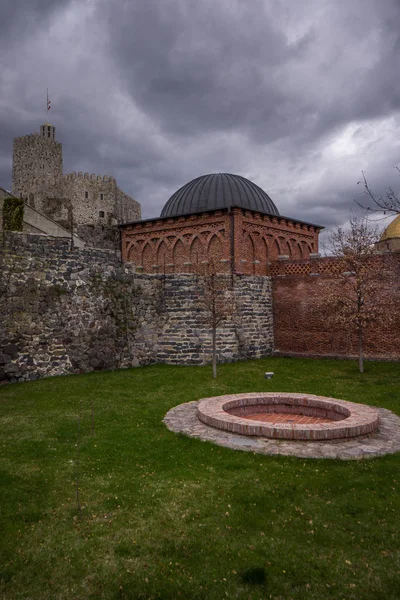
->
[[2, 196, 24, 231]]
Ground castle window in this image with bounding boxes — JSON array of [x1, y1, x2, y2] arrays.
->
[[99, 211, 105, 218], [100, 193, 104, 201], [85, 191, 88, 199]]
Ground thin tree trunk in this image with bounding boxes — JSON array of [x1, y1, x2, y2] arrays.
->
[[212, 325, 217, 378], [69, 206, 74, 251], [75, 410, 82, 515], [358, 327, 364, 373], [91, 399, 95, 435]]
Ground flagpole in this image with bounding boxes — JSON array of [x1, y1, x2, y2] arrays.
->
[[46, 89, 51, 118]]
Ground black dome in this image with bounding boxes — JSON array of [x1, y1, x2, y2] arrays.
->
[[160, 173, 279, 218]]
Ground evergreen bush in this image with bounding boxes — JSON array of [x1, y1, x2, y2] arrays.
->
[[2, 196, 24, 231]]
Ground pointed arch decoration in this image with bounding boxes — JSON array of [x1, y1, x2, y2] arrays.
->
[[127, 242, 140, 264], [190, 236, 206, 271], [270, 238, 280, 261], [156, 240, 169, 272], [262, 236, 270, 275], [242, 232, 256, 274], [278, 237, 290, 257], [208, 234, 224, 270], [141, 242, 154, 272], [300, 240, 311, 258], [289, 238, 302, 259], [172, 238, 188, 272]]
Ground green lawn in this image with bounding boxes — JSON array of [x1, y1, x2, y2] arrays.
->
[[0, 357, 399, 600]]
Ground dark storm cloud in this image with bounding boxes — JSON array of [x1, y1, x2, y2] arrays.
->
[[0, 0, 399, 232], [102, 0, 400, 147], [0, 0, 75, 188], [102, 0, 313, 140], [0, 0, 73, 38]]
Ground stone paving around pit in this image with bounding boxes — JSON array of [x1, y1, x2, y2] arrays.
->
[[163, 401, 400, 460]]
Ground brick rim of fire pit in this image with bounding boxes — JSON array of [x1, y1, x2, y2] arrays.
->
[[197, 393, 380, 441]]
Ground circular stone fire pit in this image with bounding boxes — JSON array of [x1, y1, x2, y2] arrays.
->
[[197, 393, 379, 441]]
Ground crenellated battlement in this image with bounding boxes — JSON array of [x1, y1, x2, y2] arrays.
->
[[14, 132, 61, 146], [14, 133, 39, 141], [64, 171, 116, 183], [11, 122, 141, 246]]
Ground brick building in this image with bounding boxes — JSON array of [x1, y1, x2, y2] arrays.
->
[[121, 173, 323, 274]]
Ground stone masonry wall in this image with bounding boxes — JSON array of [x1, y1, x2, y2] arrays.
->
[[12, 134, 63, 207], [63, 173, 117, 226], [10, 127, 141, 251], [116, 186, 141, 224], [0, 233, 274, 383]]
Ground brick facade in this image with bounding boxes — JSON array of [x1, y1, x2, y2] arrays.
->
[[272, 254, 400, 360], [121, 207, 321, 275]]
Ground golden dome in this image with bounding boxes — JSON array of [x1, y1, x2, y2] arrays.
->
[[380, 214, 400, 241]]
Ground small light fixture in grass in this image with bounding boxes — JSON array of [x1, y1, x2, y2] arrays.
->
[[264, 372, 274, 379]]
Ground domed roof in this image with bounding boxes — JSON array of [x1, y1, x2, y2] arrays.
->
[[160, 173, 279, 218], [380, 214, 400, 241]]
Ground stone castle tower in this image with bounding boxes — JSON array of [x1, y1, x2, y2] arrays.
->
[[12, 124, 63, 206], [12, 123, 141, 249]]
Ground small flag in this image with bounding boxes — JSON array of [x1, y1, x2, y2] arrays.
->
[[47, 88, 51, 111]]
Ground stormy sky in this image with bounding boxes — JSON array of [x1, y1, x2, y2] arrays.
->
[[1, 0, 400, 241]]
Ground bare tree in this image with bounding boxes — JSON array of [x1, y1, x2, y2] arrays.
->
[[357, 168, 400, 215], [321, 215, 395, 373], [196, 262, 234, 378], [68, 202, 74, 250]]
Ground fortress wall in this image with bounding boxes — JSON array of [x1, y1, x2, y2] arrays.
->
[[0, 233, 274, 383], [12, 134, 63, 204], [10, 127, 142, 252], [63, 173, 117, 227], [116, 186, 141, 223]]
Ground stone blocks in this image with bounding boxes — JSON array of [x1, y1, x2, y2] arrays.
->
[[0, 233, 274, 383]]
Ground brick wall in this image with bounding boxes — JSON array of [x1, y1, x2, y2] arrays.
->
[[121, 207, 320, 274], [272, 254, 400, 359]]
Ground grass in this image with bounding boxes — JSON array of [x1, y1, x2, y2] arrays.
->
[[0, 357, 399, 600]]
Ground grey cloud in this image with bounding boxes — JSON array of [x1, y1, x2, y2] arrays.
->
[[101, 0, 400, 150], [97, 0, 400, 159], [0, 0, 73, 38], [1, 0, 399, 234], [102, 0, 311, 139]]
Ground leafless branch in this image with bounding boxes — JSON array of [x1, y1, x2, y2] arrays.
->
[[196, 261, 234, 378], [356, 168, 400, 215], [317, 215, 395, 372]]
